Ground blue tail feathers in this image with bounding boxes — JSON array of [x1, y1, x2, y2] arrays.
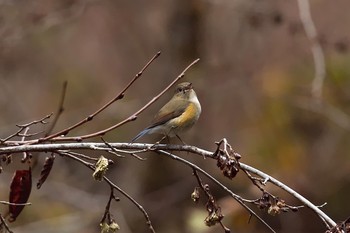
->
[[131, 128, 151, 142]]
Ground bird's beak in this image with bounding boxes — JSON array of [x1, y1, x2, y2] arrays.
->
[[188, 82, 193, 90]]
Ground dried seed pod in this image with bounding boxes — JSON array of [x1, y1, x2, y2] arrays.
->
[[268, 204, 280, 216], [216, 153, 239, 179], [204, 208, 224, 227], [191, 187, 200, 203], [37, 155, 55, 189], [100, 220, 120, 233]]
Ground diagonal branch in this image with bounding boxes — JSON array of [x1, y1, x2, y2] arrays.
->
[[39, 51, 161, 142], [52, 58, 200, 141], [4, 55, 200, 145], [46, 80, 68, 136], [57, 150, 156, 233], [157, 149, 276, 233], [0, 214, 13, 233], [239, 163, 335, 229], [0, 114, 52, 144]]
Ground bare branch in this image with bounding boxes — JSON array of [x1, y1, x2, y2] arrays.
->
[[40, 51, 161, 142], [46, 81, 68, 136], [297, 0, 326, 102], [16, 113, 53, 128], [192, 169, 231, 232], [0, 201, 31, 206], [100, 187, 120, 231], [2, 57, 200, 146], [0, 214, 13, 233], [103, 176, 155, 233], [57, 150, 156, 233], [239, 163, 336, 229], [157, 149, 276, 233], [54, 57, 200, 141], [20, 127, 30, 163], [0, 113, 53, 143], [60, 151, 99, 162]]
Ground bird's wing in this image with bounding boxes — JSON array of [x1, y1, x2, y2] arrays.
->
[[149, 99, 189, 128], [131, 99, 189, 142]]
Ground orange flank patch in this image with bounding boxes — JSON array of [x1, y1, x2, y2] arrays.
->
[[173, 103, 198, 128]]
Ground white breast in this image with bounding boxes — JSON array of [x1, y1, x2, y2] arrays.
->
[[189, 91, 201, 114]]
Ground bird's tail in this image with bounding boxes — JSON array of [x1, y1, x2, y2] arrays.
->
[[131, 128, 151, 142]]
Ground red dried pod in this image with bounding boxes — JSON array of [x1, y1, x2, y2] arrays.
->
[[37, 155, 55, 189], [9, 169, 32, 222]]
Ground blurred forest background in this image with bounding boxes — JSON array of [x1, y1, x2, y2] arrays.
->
[[0, 0, 349, 232]]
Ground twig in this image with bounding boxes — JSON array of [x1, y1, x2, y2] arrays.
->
[[0, 113, 53, 143], [56, 150, 156, 233], [39, 51, 161, 142], [46, 81, 68, 136], [192, 169, 231, 232], [0, 214, 13, 233], [3, 57, 200, 145], [100, 138, 126, 158], [16, 113, 53, 128], [297, 0, 326, 102], [101, 137, 145, 160], [241, 168, 266, 192], [0, 201, 31, 206], [18, 131, 45, 137], [239, 162, 335, 229], [20, 127, 30, 163], [157, 149, 276, 233], [103, 176, 155, 233], [60, 151, 99, 162], [100, 187, 120, 225], [52, 57, 200, 141]]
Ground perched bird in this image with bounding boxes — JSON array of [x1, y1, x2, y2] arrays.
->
[[132, 82, 201, 143]]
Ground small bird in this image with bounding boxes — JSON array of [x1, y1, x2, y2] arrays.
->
[[132, 82, 201, 143]]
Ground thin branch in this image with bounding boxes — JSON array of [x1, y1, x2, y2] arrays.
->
[[20, 127, 30, 163], [16, 113, 53, 128], [39, 51, 161, 142], [239, 163, 336, 229], [0, 201, 31, 206], [101, 137, 145, 160], [18, 131, 45, 138], [192, 169, 231, 232], [0, 113, 52, 143], [157, 149, 276, 233], [60, 151, 99, 162], [0, 214, 13, 233], [57, 150, 156, 233], [100, 138, 126, 158], [52, 57, 200, 141], [100, 187, 119, 225], [3, 58, 200, 145], [103, 176, 155, 233], [297, 0, 326, 102], [46, 81, 68, 136]]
